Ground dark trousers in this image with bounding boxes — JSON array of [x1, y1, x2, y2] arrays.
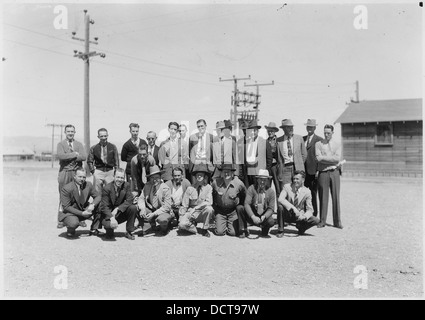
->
[[304, 173, 319, 216], [63, 208, 101, 232], [277, 204, 320, 233], [102, 205, 138, 233], [317, 170, 341, 227], [215, 205, 245, 236], [270, 164, 281, 197], [57, 170, 75, 221], [239, 207, 275, 234], [139, 208, 173, 232]]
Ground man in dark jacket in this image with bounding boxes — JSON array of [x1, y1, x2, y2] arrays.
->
[[121, 123, 147, 182]]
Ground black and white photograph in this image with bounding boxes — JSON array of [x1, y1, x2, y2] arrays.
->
[[1, 0, 423, 302]]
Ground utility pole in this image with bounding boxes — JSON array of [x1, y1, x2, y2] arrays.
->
[[72, 10, 105, 174], [219, 75, 251, 129], [355, 80, 359, 102], [46, 123, 65, 168], [244, 80, 274, 120]]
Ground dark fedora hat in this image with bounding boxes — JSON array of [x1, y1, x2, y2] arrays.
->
[[191, 163, 210, 175], [247, 119, 262, 130], [221, 163, 237, 171]]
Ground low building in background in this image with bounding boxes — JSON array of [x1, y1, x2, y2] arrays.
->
[[3, 146, 35, 161]]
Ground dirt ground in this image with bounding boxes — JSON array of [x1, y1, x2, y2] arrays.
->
[[2, 161, 423, 298]]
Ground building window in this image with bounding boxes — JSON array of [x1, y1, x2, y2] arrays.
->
[[375, 123, 393, 146]]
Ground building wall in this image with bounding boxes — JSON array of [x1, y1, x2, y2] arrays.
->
[[341, 121, 422, 175]]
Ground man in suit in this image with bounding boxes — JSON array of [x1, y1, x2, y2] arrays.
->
[[245, 119, 272, 186], [178, 124, 191, 179], [178, 164, 213, 237], [277, 119, 307, 189], [56, 124, 87, 228], [146, 131, 160, 166], [137, 165, 173, 236], [240, 169, 276, 239], [316, 124, 343, 229], [212, 120, 238, 180], [159, 122, 186, 181], [87, 128, 120, 192], [303, 119, 323, 217], [130, 144, 156, 196], [121, 123, 147, 183], [265, 121, 281, 197], [165, 166, 191, 228], [100, 168, 138, 240], [60, 167, 101, 238], [189, 119, 215, 179], [276, 170, 320, 237]]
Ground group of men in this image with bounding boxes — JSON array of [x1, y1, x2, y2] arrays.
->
[[56, 117, 343, 240]]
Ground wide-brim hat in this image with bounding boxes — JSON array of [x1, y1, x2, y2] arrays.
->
[[247, 119, 261, 130], [280, 119, 294, 128], [255, 169, 272, 179], [304, 119, 318, 127], [265, 121, 279, 132], [146, 165, 164, 177], [215, 121, 226, 130], [191, 163, 210, 175], [221, 163, 237, 171]]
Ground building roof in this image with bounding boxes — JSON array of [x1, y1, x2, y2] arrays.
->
[[335, 98, 422, 124], [3, 146, 35, 156]]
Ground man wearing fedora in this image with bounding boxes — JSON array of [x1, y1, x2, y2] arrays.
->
[[178, 164, 213, 237], [245, 119, 272, 186], [211, 163, 246, 237], [277, 119, 307, 189], [303, 119, 323, 217], [240, 169, 276, 238], [165, 166, 191, 228], [137, 165, 173, 236], [212, 120, 238, 179], [265, 121, 281, 197], [276, 170, 320, 237]]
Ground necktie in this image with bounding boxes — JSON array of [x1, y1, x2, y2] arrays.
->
[[142, 165, 147, 184], [294, 190, 299, 208], [151, 185, 159, 208], [257, 192, 264, 215], [68, 141, 74, 152], [79, 186, 85, 206], [306, 137, 309, 149], [221, 139, 225, 164], [101, 145, 107, 163], [287, 137, 293, 157], [197, 185, 202, 197], [115, 187, 120, 199]]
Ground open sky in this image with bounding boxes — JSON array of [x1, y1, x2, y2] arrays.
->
[[1, 0, 422, 146]]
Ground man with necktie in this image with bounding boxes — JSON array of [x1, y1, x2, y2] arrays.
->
[[276, 119, 307, 189], [100, 168, 138, 240], [265, 122, 281, 197], [137, 165, 173, 236], [59, 167, 101, 238], [130, 144, 156, 196], [303, 119, 324, 217], [56, 124, 87, 228], [121, 123, 147, 183], [240, 169, 276, 239], [165, 166, 191, 228], [189, 119, 215, 181], [87, 128, 120, 193], [146, 131, 160, 166], [276, 170, 320, 237], [159, 122, 186, 182]]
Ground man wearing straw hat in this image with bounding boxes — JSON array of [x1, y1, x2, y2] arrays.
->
[[136, 165, 172, 236], [276, 170, 320, 237], [239, 169, 276, 238], [178, 164, 214, 237], [303, 119, 323, 217], [277, 119, 307, 189], [265, 121, 281, 197], [211, 163, 246, 237]]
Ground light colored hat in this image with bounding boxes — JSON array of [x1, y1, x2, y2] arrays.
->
[[265, 121, 279, 132], [215, 121, 226, 130], [255, 169, 272, 179], [146, 165, 164, 177], [304, 119, 318, 127], [280, 119, 294, 128]]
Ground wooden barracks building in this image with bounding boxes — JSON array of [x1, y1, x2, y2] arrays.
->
[[335, 98, 422, 177]]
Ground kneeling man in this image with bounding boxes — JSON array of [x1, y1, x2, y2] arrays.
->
[[178, 164, 213, 237], [240, 169, 276, 238], [101, 168, 138, 240], [137, 165, 172, 235], [60, 167, 101, 238], [277, 170, 320, 237]]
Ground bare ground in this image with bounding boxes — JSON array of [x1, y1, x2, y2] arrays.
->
[[2, 162, 423, 298]]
